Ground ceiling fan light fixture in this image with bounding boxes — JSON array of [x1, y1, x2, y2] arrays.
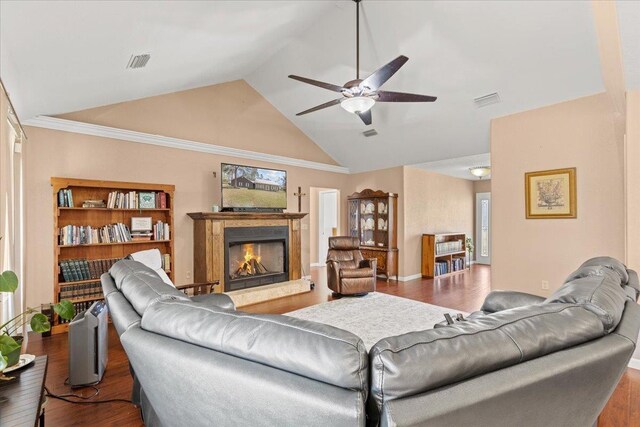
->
[[340, 96, 375, 114], [469, 166, 491, 179]]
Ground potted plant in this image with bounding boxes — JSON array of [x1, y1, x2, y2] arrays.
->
[[0, 269, 75, 376], [465, 237, 474, 270]]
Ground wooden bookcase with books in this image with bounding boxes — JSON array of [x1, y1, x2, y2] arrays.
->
[[51, 177, 175, 334], [421, 233, 467, 278]]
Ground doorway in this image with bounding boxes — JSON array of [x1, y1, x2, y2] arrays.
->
[[318, 189, 338, 265], [475, 192, 491, 265]]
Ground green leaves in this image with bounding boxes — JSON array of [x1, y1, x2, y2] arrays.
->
[[54, 300, 75, 321], [0, 335, 20, 363], [29, 313, 51, 333], [0, 271, 18, 293]]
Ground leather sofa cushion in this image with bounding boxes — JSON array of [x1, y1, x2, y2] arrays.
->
[[547, 266, 627, 333], [627, 270, 640, 300], [340, 267, 374, 278], [109, 260, 189, 316], [575, 256, 629, 284], [369, 304, 603, 411], [480, 290, 546, 313], [141, 300, 368, 392]]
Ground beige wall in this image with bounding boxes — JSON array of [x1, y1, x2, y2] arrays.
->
[[625, 91, 640, 270], [23, 80, 352, 307], [57, 80, 338, 166], [473, 179, 491, 194], [403, 167, 474, 276], [491, 93, 625, 295]]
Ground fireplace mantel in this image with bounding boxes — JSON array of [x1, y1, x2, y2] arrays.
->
[[187, 212, 307, 221], [188, 211, 307, 294]]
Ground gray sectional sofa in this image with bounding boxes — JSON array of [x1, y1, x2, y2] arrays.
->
[[101, 257, 640, 427]]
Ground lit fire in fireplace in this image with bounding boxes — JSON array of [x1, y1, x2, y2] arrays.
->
[[232, 244, 270, 278]]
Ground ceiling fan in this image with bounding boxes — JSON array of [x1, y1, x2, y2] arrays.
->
[[288, 0, 437, 126]]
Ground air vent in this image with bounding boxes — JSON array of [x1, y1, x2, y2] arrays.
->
[[126, 54, 151, 69], [473, 92, 501, 108], [362, 129, 378, 137]]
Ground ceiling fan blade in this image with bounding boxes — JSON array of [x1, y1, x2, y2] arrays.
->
[[288, 75, 346, 93], [356, 110, 372, 125], [360, 55, 409, 90], [376, 91, 437, 102], [295, 98, 343, 116]]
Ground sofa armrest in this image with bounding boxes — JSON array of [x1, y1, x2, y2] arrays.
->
[[480, 290, 545, 313], [359, 258, 377, 270], [190, 293, 235, 311]]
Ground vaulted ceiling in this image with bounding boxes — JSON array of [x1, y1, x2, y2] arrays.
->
[[1, 1, 638, 173]]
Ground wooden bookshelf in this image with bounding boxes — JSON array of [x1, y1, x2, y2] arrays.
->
[[421, 233, 467, 279], [51, 177, 175, 334]]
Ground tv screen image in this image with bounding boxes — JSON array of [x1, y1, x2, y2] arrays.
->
[[221, 163, 287, 209]]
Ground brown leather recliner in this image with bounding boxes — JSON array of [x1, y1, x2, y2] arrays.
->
[[326, 236, 376, 296]]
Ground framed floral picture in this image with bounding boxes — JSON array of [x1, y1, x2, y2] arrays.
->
[[525, 167, 576, 219]]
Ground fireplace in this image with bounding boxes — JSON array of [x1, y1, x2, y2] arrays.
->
[[224, 226, 289, 291]]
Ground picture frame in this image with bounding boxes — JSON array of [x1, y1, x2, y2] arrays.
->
[[525, 167, 576, 219], [131, 216, 153, 232], [139, 191, 156, 209]]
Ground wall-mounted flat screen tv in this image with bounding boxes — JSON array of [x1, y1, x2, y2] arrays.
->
[[221, 163, 287, 210]]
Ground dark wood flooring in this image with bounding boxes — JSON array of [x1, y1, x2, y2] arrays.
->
[[26, 265, 639, 426]]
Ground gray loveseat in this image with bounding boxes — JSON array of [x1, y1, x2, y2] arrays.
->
[[102, 257, 640, 427]]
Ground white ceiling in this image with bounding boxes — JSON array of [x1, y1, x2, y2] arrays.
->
[[412, 153, 491, 181], [0, 1, 623, 173], [617, 1, 640, 90], [0, 1, 337, 119]]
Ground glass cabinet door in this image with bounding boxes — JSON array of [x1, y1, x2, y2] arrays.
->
[[360, 199, 376, 246], [349, 200, 359, 239], [376, 198, 388, 247]]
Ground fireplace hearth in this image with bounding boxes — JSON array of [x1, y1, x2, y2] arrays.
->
[[224, 226, 289, 291]]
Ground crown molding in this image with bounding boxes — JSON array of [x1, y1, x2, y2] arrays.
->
[[23, 116, 350, 174]]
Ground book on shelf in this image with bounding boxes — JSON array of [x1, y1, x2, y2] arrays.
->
[[153, 220, 170, 241], [59, 281, 104, 300], [59, 223, 132, 246], [435, 240, 464, 255], [59, 257, 120, 281], [82, 199, 106, 208], [106, 190, 169, 209], [57, 189, 74, 207], [162, 253, 171, 272]]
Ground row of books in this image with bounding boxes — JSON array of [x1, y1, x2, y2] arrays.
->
[[59, 281, 104, 300], [435, 257, 466, 276], [153, 221, 170, 241], [59, 223, 132, 246], [161, 253, 171, 272], [59, 257, 120, 282], [107, 191, 168, 209], [436, 240, 463, 255], [57, 300, 102, 324], [57, 189, 74, 207]]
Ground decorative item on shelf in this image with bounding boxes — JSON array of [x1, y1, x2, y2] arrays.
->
[[365, 202, 375, 214], [131, 216, 153, 241], [465, 237, 474, 270], [138, 192, 156, 209], [211, 204, 220, 213], [525, 167, 577, 219], [0, 268, 75, 377], [469, 166, 491, 180], [378, 202, 387, 214], [293, 186, 306, 213], [365, 217, 375, 230], [81, 199, 106, 208]]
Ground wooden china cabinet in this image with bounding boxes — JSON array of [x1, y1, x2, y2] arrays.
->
[[347, 189, 398, 281]]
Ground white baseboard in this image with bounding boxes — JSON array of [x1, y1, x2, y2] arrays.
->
[[629, 357, 640, 371], [397, 274, 422, 282]]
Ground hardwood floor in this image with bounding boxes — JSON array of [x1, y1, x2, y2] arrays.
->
[[26, 265, 639, 426]]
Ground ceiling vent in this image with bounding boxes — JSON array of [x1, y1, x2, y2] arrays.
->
[[362, 129, 378, 137], [126, 54, 151, 69], [473, 92, 501, 108]]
